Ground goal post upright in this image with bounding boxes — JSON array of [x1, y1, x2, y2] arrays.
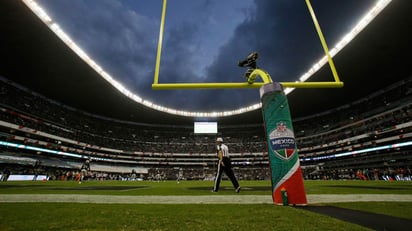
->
[[151, 0, 344, 205], [152, 0, 343, 90]]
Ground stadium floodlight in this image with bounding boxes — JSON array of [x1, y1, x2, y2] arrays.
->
[[301, 140, 412, 162], [22, 0, 392, 118]]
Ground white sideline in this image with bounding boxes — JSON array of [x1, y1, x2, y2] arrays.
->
[[1, 194, 412, 204]]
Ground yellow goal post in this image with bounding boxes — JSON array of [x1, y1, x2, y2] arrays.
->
[[152, 0, 343, 90]]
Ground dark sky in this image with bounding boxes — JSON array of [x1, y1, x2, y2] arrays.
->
[[37, 0, 378, 112]]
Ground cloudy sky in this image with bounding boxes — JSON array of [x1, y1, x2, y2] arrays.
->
[[37, 0, 377, 111]]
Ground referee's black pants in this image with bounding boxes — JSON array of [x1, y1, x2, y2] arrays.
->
[[213, 157, 239, 192]]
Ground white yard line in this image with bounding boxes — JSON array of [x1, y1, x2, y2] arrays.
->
[[1, 194, 412, 204]]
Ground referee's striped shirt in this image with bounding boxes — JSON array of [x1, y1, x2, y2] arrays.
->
[[217, 144, 229, 157]]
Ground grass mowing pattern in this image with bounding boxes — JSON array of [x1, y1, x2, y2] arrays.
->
[[1, 180, 412, 230], [1, 180, 411, 195], [0, 203, 370, 231]]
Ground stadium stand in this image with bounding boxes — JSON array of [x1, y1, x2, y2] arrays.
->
[[1, 75, 411, 181]]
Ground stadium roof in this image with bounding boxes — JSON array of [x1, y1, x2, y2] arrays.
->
[[1, 0, 411, 126]]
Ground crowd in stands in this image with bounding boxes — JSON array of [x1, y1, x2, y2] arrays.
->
[[295, 76, 412, 180], [1, 75, 411, 181]]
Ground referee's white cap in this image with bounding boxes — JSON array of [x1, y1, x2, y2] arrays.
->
[[216, 137, 223, 142]]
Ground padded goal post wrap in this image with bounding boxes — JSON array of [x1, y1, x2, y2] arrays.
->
[[260, 82, 307, 205]]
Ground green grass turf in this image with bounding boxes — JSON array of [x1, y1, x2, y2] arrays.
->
[[0, 180, 411, 230], [304, 180, 412, 194], [0, 203, 370, 231], [1, 180, 411, 195]]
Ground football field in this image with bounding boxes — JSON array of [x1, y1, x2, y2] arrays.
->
[[1, 180, 412, 230]]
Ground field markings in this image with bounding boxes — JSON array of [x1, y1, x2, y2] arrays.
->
[[1, 194, 412, 204]]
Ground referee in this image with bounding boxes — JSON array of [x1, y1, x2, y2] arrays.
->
[[212, 137, 241, 193]]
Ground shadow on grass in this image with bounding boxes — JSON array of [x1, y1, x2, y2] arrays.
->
[[298, 205, 412, 230]]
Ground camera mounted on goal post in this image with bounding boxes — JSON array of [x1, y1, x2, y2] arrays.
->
[[238, 51, 259, 80]]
